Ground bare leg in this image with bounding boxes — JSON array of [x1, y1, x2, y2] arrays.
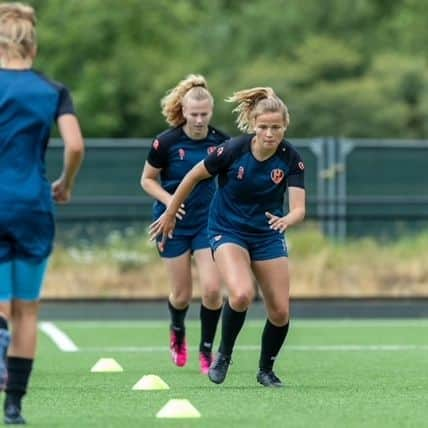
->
[[194, 249, 222, 371], [208, 244, 255, 384], [8, 300, 39, 359], [252, 257, 290, 386]]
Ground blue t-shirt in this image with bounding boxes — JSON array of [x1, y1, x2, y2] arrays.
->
[[147, 126, 229, 236], [0, 69, 74, 211], [0, 68, 75, 260], [204, 134, 305, 238]]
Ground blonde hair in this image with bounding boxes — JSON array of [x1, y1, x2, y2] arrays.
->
[[226, 87, 290, 133], [0, 2, 36, 63], [161, 74, 214, 127]]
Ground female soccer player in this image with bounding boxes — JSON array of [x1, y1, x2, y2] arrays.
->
[[150, 87, 305, 387], [141, 75, 228, 374], [0, 3, 84, 423]]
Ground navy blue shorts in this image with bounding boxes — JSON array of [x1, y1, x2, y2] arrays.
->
[[0, 210, 54, 262], [157, 225, 210, 258], [208, 229, 288, 261]]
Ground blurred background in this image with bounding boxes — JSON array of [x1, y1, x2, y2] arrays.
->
[[26, 0, 428, 300]]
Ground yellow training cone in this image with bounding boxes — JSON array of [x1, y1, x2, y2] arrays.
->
[[90, 358, 123, 372], [132, 375, 170, 390], [156, 399, 201, 418]]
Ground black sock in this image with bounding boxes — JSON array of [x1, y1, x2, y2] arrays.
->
[[168, 300, 188, 339], [218, 300, 247, 356], [199, 304, 222, 353], [4, 357, 33, 409], [259, 320, 290, 372], [0, 316, 8, 331]]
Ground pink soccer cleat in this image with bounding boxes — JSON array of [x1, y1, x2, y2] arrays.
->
[[170, 329, 188, 367], [199, 351, 212, 375]]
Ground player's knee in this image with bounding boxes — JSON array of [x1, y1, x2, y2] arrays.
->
[[11, 301, 39, 321], [229, 290, 254, 311], [201, 282, 222, 305], [171, 290, 192, 307], [268, 308, 289, 326]]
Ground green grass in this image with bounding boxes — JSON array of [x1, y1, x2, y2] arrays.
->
[[16, 320, 428, 427]]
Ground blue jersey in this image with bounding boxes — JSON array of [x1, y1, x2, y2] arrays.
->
[[0, 69, 75, 260], [204, 134, 305, 238], [147, 126, 229, 236]]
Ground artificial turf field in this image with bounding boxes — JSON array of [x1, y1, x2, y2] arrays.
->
[[17, 319, 428, 427]]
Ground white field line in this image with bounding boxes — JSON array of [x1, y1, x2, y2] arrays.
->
[[53, 319, 428, 329], [39, 320, 428, 353], [39, 322, 78, 352], [78, 344, 428, 353]]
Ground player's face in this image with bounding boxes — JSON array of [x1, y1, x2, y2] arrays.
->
[[182, 98, 213, 139], [254, 112, 286, 151]]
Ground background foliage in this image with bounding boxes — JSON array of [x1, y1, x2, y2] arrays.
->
[[29, 0, 428, 138]]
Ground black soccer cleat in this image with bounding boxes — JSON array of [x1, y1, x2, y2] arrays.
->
[[4, 403, 26, 425], [256, 370, 284, 388], [208, 353, 231, 384]]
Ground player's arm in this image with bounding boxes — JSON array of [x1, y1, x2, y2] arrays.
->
[[285, 186, 306, 225], [140, 162, 185, 219], [266, 187, 306, 232], [52, 114, 84, 204], [149, 161, 212, 248]]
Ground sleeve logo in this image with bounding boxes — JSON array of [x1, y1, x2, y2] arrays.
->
[[216, 147, 224, 156], [152, 139, 160, 150], [178, 148, 185, 160], [207, 146, 216, 154], [298, 161, 304, 170]]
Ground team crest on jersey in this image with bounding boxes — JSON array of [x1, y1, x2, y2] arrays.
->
[[216, 147, 224, 156], [237, 166, 245, 180], [152, 139, 160, 150], [271, 169, 285, 184], [298, 161, 305, 170], [178, 148, 185, 160], [207, 146, 216, 154]]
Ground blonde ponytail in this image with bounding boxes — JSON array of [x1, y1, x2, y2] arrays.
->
[[161, 74, 213, 127], [226, 87, 289, 133]]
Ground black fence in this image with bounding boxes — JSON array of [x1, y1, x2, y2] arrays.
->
[[47, 138, 428, 240]]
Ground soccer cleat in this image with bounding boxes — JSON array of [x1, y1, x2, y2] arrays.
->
[[256, 370, 284, 388], [4, 403, 26, 425], [208, 353, 231, 384], [169, 329, 188, 367], [199, 351, 212, 375], [0, 329, 11, 390]]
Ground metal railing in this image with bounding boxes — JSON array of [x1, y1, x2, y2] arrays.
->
[[48, 138, 428, 239]]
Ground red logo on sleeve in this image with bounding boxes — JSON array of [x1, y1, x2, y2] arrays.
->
[[271, 169, 285, 184], [153, 139, 160, 150], [207, 146, 216, 154]]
